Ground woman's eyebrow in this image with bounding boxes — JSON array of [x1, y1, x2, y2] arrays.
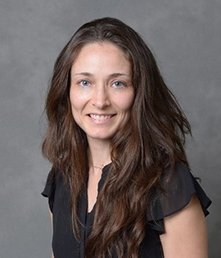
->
[[72, 72, 93, 77], [108, 73, 130, 79]]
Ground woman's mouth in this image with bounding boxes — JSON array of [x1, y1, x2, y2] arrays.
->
[[89, 114, 114, 123]]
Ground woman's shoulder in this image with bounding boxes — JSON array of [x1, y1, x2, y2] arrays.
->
[[41, 167, 65, 212], [147, 162, 211, 233]]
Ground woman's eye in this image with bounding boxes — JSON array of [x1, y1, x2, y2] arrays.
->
[[79, 80, 90, 87], [113, 81, 126, 88]]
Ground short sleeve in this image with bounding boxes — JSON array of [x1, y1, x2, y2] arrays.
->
[[41, 168, 56, 212], [147, 163, 212, 234]]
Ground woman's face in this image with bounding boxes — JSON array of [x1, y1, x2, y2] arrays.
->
[[70, 42, 134, 143]]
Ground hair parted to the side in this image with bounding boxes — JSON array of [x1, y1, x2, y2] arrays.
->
[[42, 17, 191, 258]]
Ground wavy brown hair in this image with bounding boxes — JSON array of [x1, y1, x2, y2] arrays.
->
[[42, 17, 191, 257]]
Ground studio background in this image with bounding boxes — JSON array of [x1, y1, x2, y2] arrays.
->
[[0, 0, 220, 257]]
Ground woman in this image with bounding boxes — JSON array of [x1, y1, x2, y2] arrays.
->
[[42, 17, 211, 258]]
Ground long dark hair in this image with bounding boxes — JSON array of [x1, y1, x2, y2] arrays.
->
[[42, 17, 191, 257]]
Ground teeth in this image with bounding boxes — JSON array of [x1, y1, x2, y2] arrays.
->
[[90, 114, 112, 121]]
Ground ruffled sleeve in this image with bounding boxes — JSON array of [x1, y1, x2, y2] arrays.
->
[[41, 168, 56, 213], [147, 163, 212, 234]]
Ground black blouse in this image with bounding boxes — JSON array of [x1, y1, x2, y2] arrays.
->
[[42, 163, 211, 258]]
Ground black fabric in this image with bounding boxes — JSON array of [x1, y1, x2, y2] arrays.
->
[[42, 163, 211, 258], [146, 163, 212, 233]]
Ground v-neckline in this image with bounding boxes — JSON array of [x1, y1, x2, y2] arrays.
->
[[86, 163, 111, 214]]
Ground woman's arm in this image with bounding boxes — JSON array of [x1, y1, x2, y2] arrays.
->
[[49, 211, 54, 258], [160, 195, 208, 258]]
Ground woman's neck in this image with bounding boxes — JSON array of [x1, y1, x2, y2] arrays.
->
[[87, 138, 111, 170]]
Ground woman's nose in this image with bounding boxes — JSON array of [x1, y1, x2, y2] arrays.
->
[[91, 85, 110, 109]]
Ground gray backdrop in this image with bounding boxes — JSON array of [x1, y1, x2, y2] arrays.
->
[[0, 0, 220, 257]]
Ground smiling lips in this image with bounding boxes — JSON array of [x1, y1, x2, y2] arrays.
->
[[89, 114, 115, 124]]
